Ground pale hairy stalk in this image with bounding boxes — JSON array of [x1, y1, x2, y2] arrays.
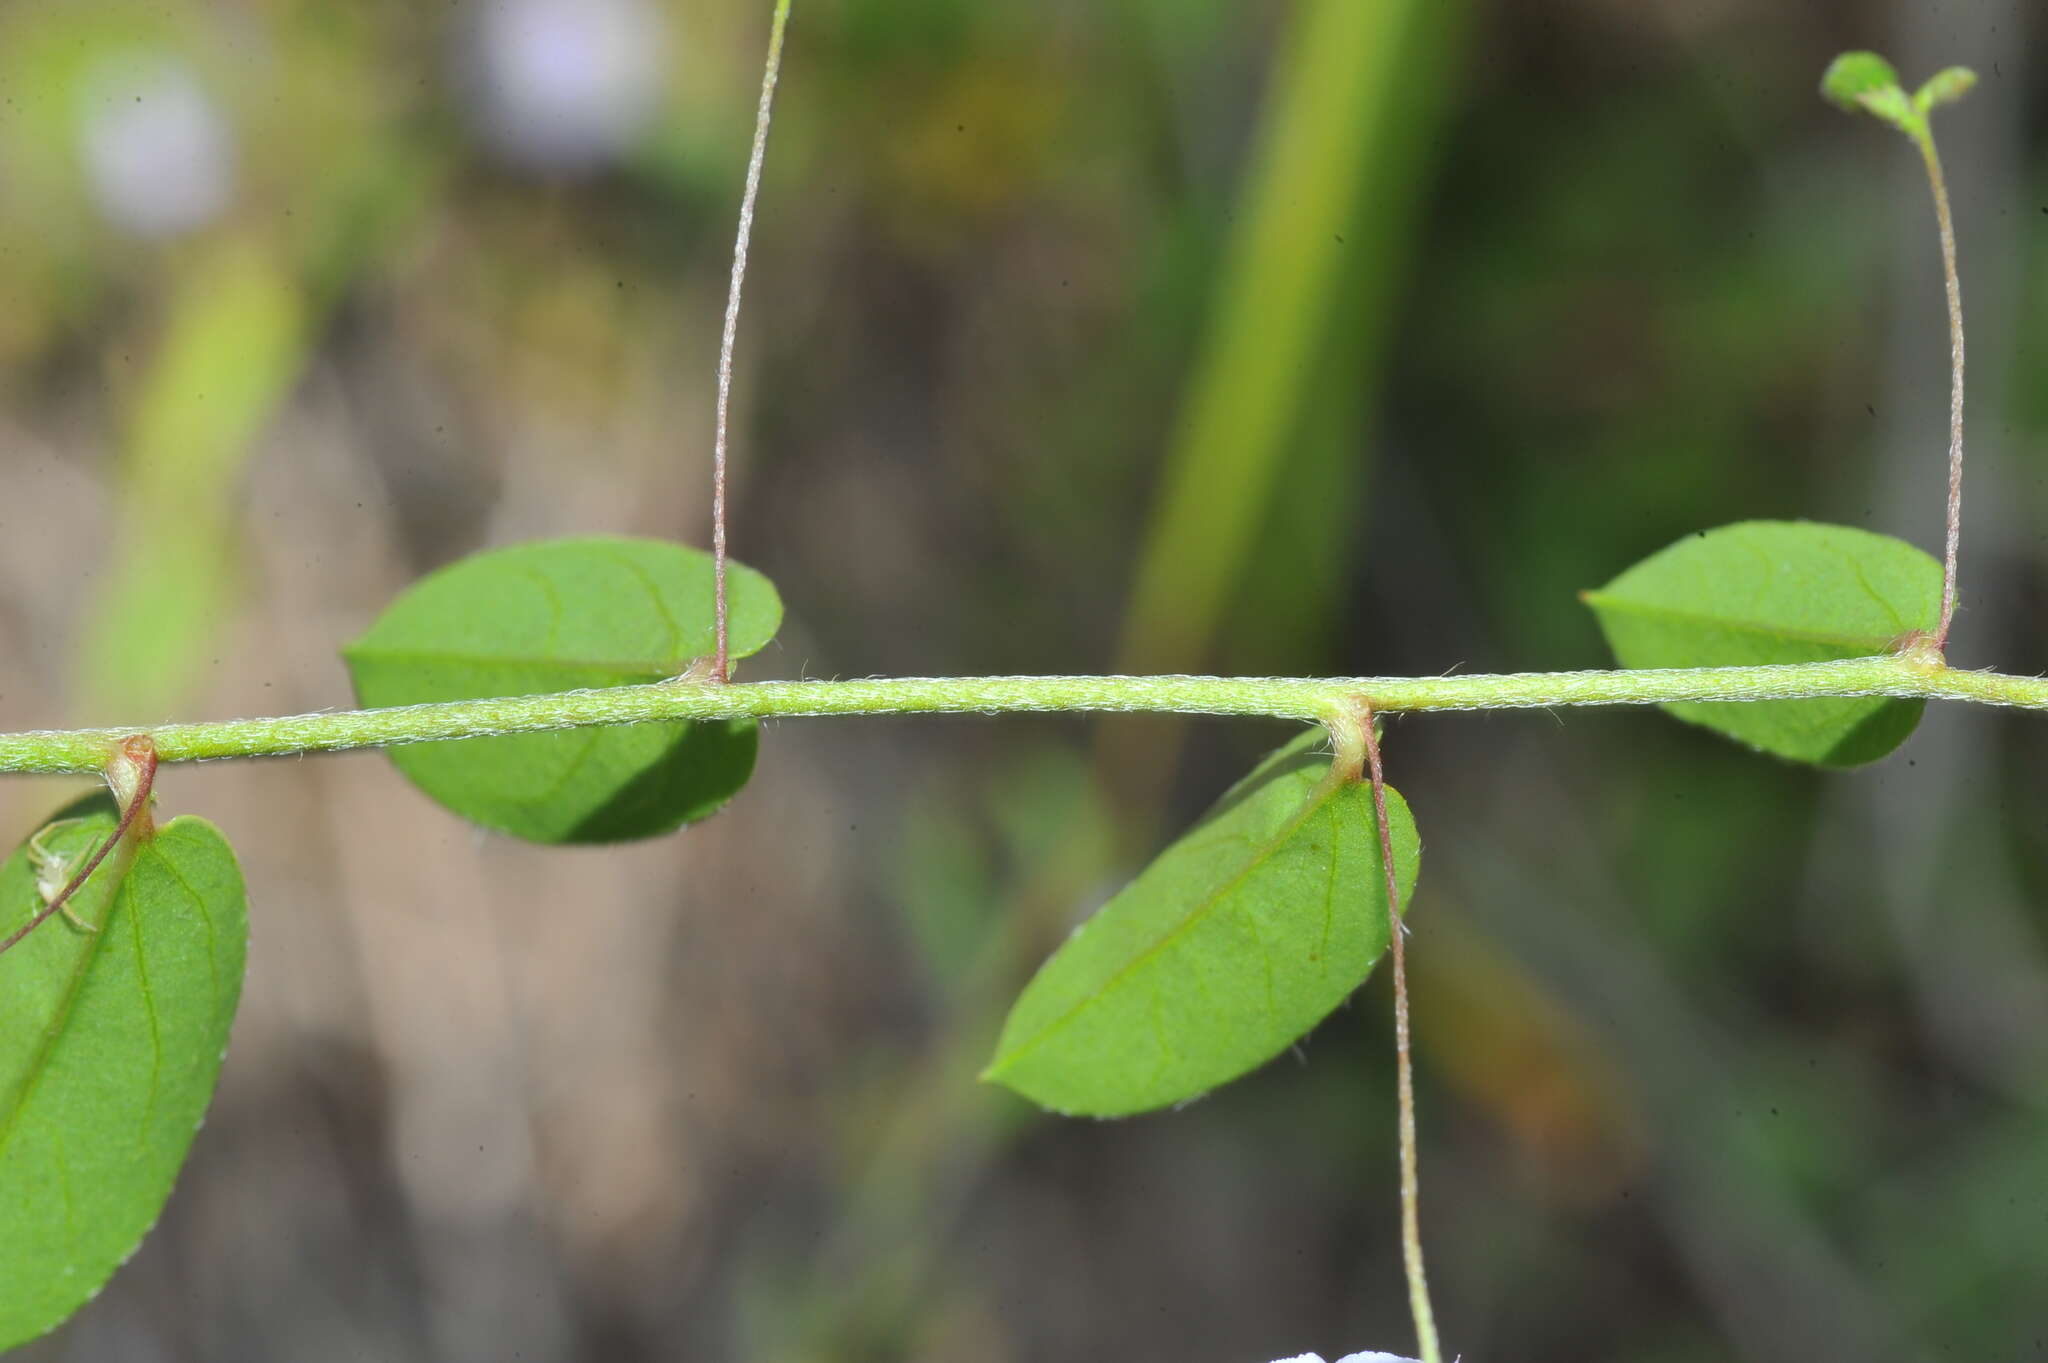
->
[[5, 654, 2048, 774], [1912, 128, 1966, 650], [712, 0, 793, 681], [1357, 701, 1440, 1363]]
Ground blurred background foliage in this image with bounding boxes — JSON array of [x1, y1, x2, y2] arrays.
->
[[1, 0, 2046, 1359]]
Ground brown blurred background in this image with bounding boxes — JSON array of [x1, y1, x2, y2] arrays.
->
[[3, 1, 2047, 1360]]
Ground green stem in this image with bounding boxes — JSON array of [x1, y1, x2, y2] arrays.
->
[[0, 653, 2040, 775]]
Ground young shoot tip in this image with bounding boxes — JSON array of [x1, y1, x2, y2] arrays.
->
[[1821, 52, 1976, 138], [1824, 51, 1973, 651]]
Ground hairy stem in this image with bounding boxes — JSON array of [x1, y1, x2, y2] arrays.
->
[[1912, 126, 1966, 651], [712, 0, 793, 682], [1357, 701, 1440, 1363], [0, 654, 2041, 775]]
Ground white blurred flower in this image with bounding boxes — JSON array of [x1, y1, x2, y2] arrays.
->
[[76, 52, 236, 239], [1269, 1353, 1422, 1363], [469, 0, 668, 173]]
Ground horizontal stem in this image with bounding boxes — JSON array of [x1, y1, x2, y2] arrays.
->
[[0, 654, 2042, 775]]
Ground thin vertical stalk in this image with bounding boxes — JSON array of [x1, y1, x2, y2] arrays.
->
[[1912, 129, 1965, 649], [1358, 702, 1440, 1363], [712, 0, 793, 681]]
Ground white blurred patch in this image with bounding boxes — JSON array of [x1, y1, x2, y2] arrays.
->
[[76, 53, 236, 239], [1268, 1354, 1423, 1363], [469, 0, 668, 173]]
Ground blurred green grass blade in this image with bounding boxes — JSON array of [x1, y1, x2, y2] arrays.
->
[[76, 237, 307, 720], [0, 804, 249, 1350], [985, 732, 1420, 1117], [1219, 6, 1463, 677], [343, 536, 783, 843], [1583, 520, 1940, 766], [1114, 0, 1460, 677], [1218, 347, 1367, 676]]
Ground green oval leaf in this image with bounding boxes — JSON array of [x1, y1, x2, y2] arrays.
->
[[0, 800, 249, 1349], [1913, 65, 1977, 114], [1820, 51, 1902, 112], [984, 732, 1421, 1118], [1582, 520, 1940, 766], [343, 536, 783, 843]]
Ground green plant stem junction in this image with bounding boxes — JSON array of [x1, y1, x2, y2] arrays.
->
[[0, 654, 2042, 775]]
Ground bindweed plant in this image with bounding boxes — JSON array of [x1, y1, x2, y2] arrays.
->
[[0, 19, 2018, 1359]]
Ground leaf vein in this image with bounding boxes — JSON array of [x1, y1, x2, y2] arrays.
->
[[996, 775, 1345, 1071]]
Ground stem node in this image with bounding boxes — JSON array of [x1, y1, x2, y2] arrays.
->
[[1321, 698, 1371, 785]]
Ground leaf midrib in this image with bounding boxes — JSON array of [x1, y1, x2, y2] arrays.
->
[[0, 836, 126, 1165], [990, 772, 1348, 1076]]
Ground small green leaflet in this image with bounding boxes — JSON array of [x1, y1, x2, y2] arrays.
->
[[1583, 520, 1940, 766], [1819, 51, 1905, 117], [985, 732, 1421, 1118], [0, 799, 249, 1350], [344, 536, 783, 843]]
